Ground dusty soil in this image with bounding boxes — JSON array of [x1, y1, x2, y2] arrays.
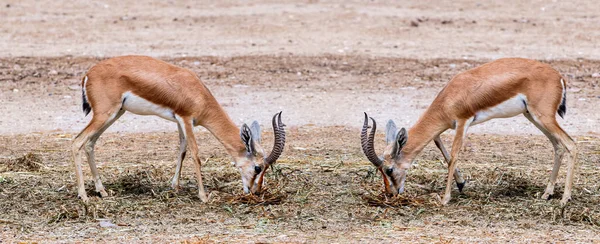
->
[[1, 129, 600, 242], [1, 0, 600, 243], [0, 56, 599, 136], [1, 0, 600, 59]]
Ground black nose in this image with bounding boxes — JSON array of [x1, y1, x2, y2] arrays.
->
[[255, 165, 262, 174], [386, 167, 393, 176]]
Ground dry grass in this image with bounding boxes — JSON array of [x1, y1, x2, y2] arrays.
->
[[0, 127, 599, 242], [0, 152, 43, 172]]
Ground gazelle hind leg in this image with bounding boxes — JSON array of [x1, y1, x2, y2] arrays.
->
[[525, 111, 577, 205], [72, 112, 114, 201], [434, 135, 466, 192], [176, 116, 209, 202], [171, 123, 187, 190], [83, 109, 125, 197], [523, 112, 564, 200]]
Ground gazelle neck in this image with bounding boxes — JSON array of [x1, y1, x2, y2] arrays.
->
[[197, 102, 246, 159], [401, 109, 448, 161]]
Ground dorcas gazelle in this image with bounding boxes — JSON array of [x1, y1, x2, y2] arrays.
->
[[72, 56, 286, 202], [361, 58, 577, 206]]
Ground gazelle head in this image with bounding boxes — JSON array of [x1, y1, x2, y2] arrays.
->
[[361, 113, 409, 195], [236, 112, 286, 194]]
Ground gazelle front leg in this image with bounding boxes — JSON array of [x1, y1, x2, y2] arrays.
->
[[177, 116, 209, 202], [441, 119, 471, 205], [171, 123, 187, 191], [434, 135, 466, 192]]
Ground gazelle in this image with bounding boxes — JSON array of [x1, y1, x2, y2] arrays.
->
[[362, 58, 577, 206], [72, 55, 286, 202]]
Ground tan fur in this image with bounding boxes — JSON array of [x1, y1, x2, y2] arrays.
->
[[386, 58, 576, 206], [72, 56, 249, 202], [84, 56, 245, 155]]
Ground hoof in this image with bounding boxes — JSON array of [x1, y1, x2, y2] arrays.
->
[[560, 196, 571, 207], [440, 197, 451, 206], [456, 181, 466, 193], [98, 189, 109, 198], [199, 193, 209, 203], [79, 194, 89, 203], [541, 192, 553, 200], [439, 194, 451, 205]]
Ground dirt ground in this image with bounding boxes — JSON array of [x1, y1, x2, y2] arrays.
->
[[1, 0, 600, 243]]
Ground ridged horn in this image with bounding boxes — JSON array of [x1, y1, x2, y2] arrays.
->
[[265, 111, 286, 165], [361, 112, 383, 168]]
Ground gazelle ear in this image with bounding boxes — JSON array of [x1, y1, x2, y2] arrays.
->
[[385, 120, 398, 144], [240, 123, 255, 154], [250, 121, 261, 143], [391, 128, 408, 157]]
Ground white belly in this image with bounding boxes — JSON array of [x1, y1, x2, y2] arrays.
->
[[121, 92, 177, 122], [471, 94, 527, 126]]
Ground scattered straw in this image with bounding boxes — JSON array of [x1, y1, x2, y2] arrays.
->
[[1, 152, 43, 172], [222, 174, 288, 205], [224, 191, 286, 205], [362, 192, 429, 208]]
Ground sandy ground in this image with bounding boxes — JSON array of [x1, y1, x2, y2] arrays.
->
[[1, 56, 599, 137], [1, 0, 600, 243], [1, 0, 600, 59], [1, 130, 599, 243]]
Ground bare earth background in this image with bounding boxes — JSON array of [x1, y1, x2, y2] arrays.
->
[[1, 0, 600, 243]]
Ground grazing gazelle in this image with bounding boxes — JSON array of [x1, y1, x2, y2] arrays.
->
[[72, 56, 286, 202], [362, 58, 577, 206]]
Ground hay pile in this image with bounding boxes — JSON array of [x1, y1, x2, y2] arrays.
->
[[221, 176, 288, 205], [1, 152, 43, 172]]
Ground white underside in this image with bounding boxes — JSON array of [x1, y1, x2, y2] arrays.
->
[[471, 94, 527, 126], [121, 92, 177, 122]]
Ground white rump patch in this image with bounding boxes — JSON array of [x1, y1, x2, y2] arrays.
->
[[83, 76, 88, 94], [560, 78, 566, 102], [121, 92, 176, 122], [472, 94, 527, 126]]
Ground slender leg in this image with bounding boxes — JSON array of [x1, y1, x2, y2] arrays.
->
[[72, 113, 113, 202], [83, 109, 125, 197], [171, 123, 187, 190], [561, 134, 578, 206], [525, 111, 577, 206], [441, 119, 470, 205], [434, 135, 466, 192], [524, 113, 564, 200], [178, 116, 209, 202]]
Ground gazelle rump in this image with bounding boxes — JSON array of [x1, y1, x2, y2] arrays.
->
[[72, 56, 286, 202], [362, 58, 577, 206]]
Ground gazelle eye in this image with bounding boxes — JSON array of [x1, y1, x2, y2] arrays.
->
[[254, 165, 262, 174], [386, 167, 393, 176]]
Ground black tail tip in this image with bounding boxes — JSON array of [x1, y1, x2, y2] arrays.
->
[[82, 85, 91, 116], [83, 102, 91, 116], [558, 96, 566, 119], [558, 104, 566, 119]]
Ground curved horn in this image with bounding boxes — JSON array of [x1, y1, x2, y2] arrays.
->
[[265, 111, 286, 165], [361, 112, 383, 168]]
